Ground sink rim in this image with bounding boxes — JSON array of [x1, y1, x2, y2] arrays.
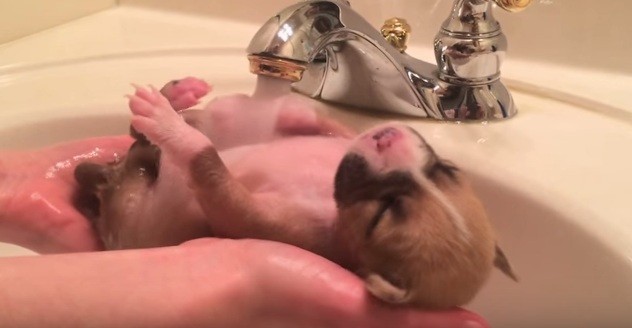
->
[[1, 50, 631, 261]]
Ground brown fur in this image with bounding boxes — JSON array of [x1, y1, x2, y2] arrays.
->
[[336, 169, 497, 308]]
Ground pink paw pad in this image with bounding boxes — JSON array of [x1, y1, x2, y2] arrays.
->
[[160, 77, 211, 111]]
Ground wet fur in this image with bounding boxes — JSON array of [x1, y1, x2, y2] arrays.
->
[[335, 154, 501, 307], [74, 135, 211, 249], [74, 84, 516, 309]]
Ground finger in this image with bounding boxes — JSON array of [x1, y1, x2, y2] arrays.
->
[[40, 203, 104, 253], [0, 241, 252, 327], [365, 306, 488, 328], [248, 240, 489, 328], [0, 193, 103, 254], [57, 137, 133, 179]]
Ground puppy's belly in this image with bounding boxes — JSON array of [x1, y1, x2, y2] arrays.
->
[[217, 136, 350, 251], [92, 134, 353, 251], [110, 136, 351, 249], [103, 157, 211, 249], [221, 136, 352, 225]]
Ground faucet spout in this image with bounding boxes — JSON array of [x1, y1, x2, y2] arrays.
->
[[247, 0, 441, 118], [247, 0, 530, 121]]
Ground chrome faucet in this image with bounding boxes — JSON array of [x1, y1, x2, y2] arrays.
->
[[247, 0, 531, 121]]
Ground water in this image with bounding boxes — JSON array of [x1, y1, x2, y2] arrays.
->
[[251, 75, 293, 101]]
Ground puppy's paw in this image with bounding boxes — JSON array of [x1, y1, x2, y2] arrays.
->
[[365, 273, 410, 304], [128, 85, 212, 166], [160, 77, 211, 111], [128, 85, 183, 143]]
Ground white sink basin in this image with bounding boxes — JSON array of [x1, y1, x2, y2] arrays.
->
[[1, 7, 631, 328]]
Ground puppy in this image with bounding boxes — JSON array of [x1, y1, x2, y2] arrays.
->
[[74, 78, 516, 309], [335, 126, 517, 308]]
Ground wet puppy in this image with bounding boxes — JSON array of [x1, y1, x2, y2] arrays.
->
[[335, 126, 517, 308], [74, 78, 515, 309]]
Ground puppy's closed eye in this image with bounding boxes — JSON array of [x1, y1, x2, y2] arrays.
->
[[427, 160, 459, 182], [365, 197, 405, 237]]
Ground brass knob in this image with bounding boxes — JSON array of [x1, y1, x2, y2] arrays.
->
[[493, 0, 532, 12], [381, 17, 411, 53]]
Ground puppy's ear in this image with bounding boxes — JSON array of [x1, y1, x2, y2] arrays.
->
[[365, 273, 411, 304], [75, 162, 110, 190], [74, 162, 111, 221], [494, 244, 518, 282], [125, 141, 161, 182]]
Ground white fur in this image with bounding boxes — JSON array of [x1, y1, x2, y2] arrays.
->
[[412, 170, 471, 242], [351, 123, 472, 242]]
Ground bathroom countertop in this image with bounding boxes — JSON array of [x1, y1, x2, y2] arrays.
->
[[0, 5, 631, 263]]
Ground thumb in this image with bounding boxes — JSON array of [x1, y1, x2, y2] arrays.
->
[[244, 240, 489, 328]]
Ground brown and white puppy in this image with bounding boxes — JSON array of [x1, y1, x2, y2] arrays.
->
[[335, 125, 517, 308], [74, 79, 516, 309]]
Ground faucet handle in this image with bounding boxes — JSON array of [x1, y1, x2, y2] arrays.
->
[[380, 18, 411, 53], [493, 0, 532, 12]]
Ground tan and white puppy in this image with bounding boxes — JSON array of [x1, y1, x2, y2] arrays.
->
[[74, 80, 516, 309], [335, 125, 517, 308]]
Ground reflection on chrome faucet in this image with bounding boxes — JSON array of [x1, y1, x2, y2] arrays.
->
[[247, 0, 531, 121]]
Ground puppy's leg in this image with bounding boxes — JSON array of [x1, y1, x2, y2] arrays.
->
[[128, 85, 211, 167], [128, 77, 210, 163], [189, 149, 332, 257], [128, 86, 313, 249], [188, 148, 294, 239]]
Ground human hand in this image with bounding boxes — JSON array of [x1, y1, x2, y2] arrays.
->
[[0, 238, 488, 328], [0, 135, 133, 253], [207, 238, 489, 328]]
